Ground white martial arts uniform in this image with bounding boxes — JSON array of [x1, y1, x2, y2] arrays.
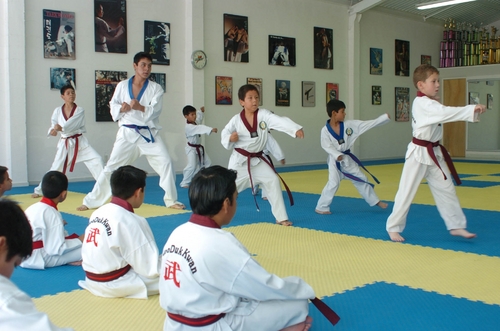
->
[[221, 108, 302, 221], [95, 16, 125, 52], [0, 275, 73, 331], [20, 198, 82, 269], [386, 94, 479, 233], [316, 114, 390, 213], [78, 197, 160, 299], [259, 133, 285, 200], [180, 110, 214, 187], [159, 214, 314, 331], [34, 105, 103, 196], [82, 77, 181, 209]]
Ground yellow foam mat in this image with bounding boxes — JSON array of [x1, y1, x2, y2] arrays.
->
[[9, 192, 189, 218]]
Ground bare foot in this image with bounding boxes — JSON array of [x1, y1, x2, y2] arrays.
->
[[315, 209, 332, 215], [450, 229, 476, 239], [31, 193, 40, 198], [276, 220, 293, 226], [68, 260, 82, 266], [377, 201, 388, 209], [280, 316, 313, 331], [168, 203, 185, 210], [389, 232, 405, 242], [77, 205, 89, 211], [262, 197, 268, 200], [180, 185, 188, 188]]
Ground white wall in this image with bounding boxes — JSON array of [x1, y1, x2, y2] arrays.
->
[[467, 80, 499, 151]]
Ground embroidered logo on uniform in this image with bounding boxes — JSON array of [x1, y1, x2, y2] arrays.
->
[[259, 121, 267, 130], [164, 260, 181, 288], [86, 228, 100, 247], [346, 128, 353, 136]]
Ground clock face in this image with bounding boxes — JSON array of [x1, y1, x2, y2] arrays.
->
[[192, 50, 207, 69]]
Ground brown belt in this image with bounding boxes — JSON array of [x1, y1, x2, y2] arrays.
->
[[85, 264, 131, 282]]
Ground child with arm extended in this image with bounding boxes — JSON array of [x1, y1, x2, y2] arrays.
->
[[180, 105, 218, 188], [21, 171, 83, 269], [315, 99, 390, 215], [159, 166, 314, 331], [386, 64, 487, 242], [32, 85, 103, 198], [221, 84, 304, 226]]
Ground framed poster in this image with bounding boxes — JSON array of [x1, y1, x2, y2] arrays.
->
[[224, 14, 248, 63], [395, 39, 410, 76], [276, 80, 290, 106], [95, 70, 127, 122], [269, 35, 296, 67], [216, 76, 232, 105], [314, 27, 333, 69], [50, 68, 76, 90], [302, 81, 315, 107], [421, 55, 431, 65], [469, 92, 480, 105], [94, 0, 127, 53], [487, 93, 493, 110], [395, 87, 410, 122], [43, 9, 75, 60], [326, 83, 339, 103], [372, 85, 381, 105], [247, 77, 263, 106], [370, 48, 382, 75], [144, 21, 170, 65], [149, 73, 166, 93]]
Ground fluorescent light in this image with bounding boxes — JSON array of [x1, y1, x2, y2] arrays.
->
[[416, 0, 476, 10]]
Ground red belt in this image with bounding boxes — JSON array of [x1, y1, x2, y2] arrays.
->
[[32, 233, 80, 250], [235, 148, 294, 211], [62, 133, 82, 173], [167, 312, 226, 327], [188, 142, 205, 165], [412, 137, 461, 185], [85, 264, 131, 282]]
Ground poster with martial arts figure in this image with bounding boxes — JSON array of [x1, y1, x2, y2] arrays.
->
[[216, 76, 233, 105], [149, 73, 166, 93], [326, 83, 339, 104], [95, 70, 127, 122], [94, 0, 127, 53], [50, 68, 76, 90], [224, 14, 249, 63], [144, 21, 170, 65], [395, 87, 410, 122], [314, 27, 333, 69], [43, 9, 76, 60], [276, 80, 290, 107], [269, 35, 296, 67]]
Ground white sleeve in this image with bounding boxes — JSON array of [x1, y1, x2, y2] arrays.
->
[[221, 116, 238, 150]]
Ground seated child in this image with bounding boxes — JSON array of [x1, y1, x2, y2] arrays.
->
[[0, 199, 74, 330], [20, 171, 83, 269], [315, 99, 390, 215], [387, 64, 487, 242], [0, 166, 13, 197], [180, 105, 218, 188], [159, 165, 314, 331], [78, 165, 160, 299]]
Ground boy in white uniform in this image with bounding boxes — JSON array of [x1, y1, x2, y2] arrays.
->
[[0, 166, 13, 197], [221, 84, 304, 226], [159, 166, 314, 331], [315, 99, 390, 215], [32, 85, 103, 198], [21, 171, 83, 269], [79, 165, 160, 299], [78, 52, 184, 211], [180, 105, 217, 188], [0, 199, 74, 331], [386, 64, 487, 242]]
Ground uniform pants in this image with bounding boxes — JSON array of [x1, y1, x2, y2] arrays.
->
[[180, 149, 211, 187], [83, 134, 178, 208], [386, 154, 467, 233]]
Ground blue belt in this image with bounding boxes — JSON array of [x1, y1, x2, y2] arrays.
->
[[122, 124, 155, 143], [336, 149, 380, 188]]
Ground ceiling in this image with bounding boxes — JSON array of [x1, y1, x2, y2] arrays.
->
[[341, 0, 500, 28]]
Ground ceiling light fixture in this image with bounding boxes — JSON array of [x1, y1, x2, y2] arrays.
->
[[416, 0, 476, 10]]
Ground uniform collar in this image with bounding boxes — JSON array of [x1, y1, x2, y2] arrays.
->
[[40, 197, 58, 210], [111, 196, 134, 213], [189, 214, 221, 229]]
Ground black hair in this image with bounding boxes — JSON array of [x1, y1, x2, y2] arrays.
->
[[64, 25, 73, 33], [41, 171, 68, 199], [183, 105, 197, 116], [60, 84, 75, 95], [0, 166, 7, 184], [111, 166, 147, 200], [189, 166, 237, 217], [326, 99, 346, 117], [0, 199, 33, 261], [133, 51, 153, 65], [238, 84, 260, 101]]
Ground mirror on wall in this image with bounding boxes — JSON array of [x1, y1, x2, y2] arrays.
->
[[466, 79, 500, 157]]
